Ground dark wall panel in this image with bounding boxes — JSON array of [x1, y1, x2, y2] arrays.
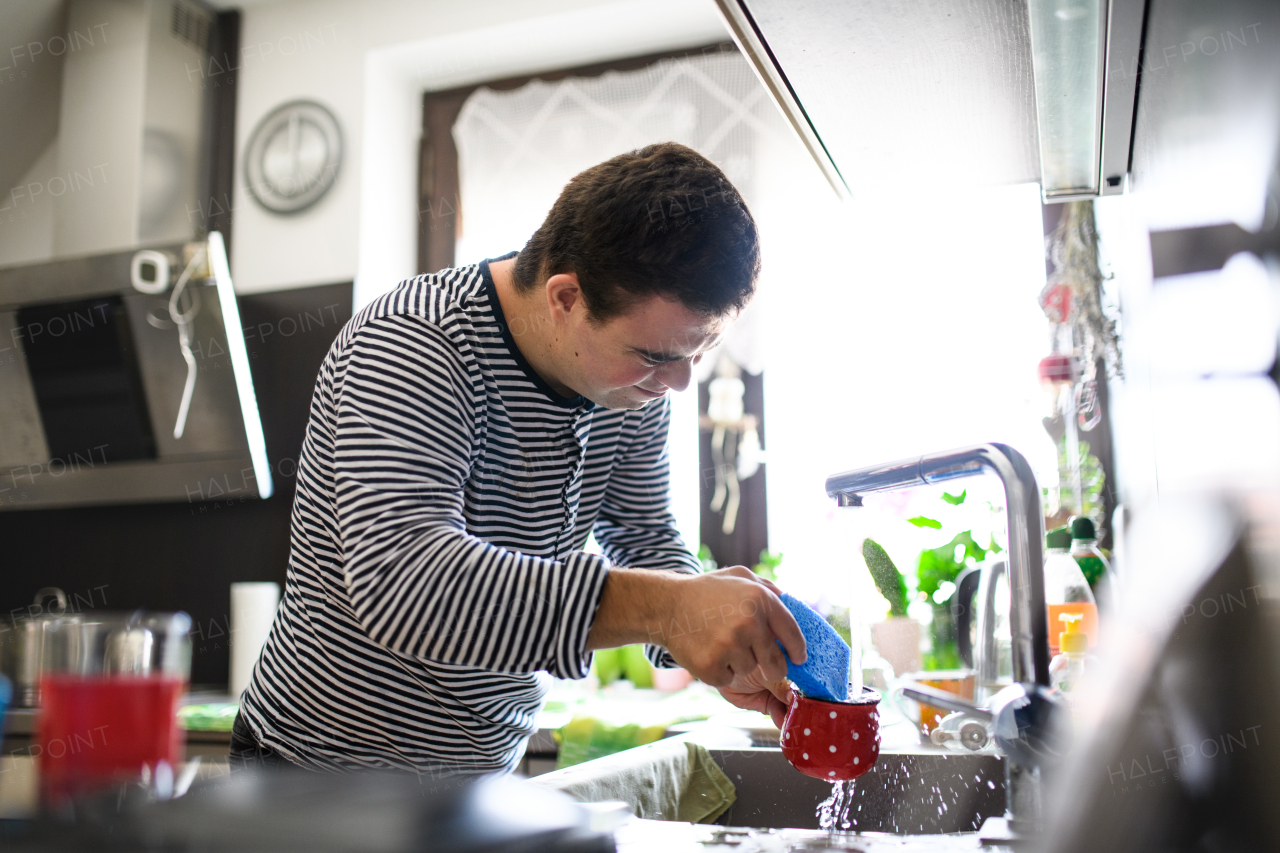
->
[[698, 370, 768, 569]]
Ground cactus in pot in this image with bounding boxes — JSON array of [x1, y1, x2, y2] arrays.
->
[[863, 538, 920, 677]]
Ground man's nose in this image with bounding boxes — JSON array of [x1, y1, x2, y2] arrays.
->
[[656, 359, 692, 393]]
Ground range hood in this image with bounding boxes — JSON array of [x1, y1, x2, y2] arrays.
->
[[714, 0, 1144, 202], [0, 0, 216, 268], [0, 233, 271, 510]]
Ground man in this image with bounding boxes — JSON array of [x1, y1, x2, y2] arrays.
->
[[233, 142, 806, 776]]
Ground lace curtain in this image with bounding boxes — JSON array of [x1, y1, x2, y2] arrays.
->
[[453, 49, 788, 376]]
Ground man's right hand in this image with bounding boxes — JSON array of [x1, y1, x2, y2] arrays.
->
[[586, 565, 807, 697], [656, 566, 806, 690]]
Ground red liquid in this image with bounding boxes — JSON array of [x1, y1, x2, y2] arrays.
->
[[38, 674, 185, 805]]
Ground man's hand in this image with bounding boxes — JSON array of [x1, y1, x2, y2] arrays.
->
[[654, 566, 805, 724], [675, 566, 800, 728], [718, 668, 794, 728], [586, 564, 806, 726]]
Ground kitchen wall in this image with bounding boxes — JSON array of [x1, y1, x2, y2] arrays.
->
[[224, 0, 727, 301]]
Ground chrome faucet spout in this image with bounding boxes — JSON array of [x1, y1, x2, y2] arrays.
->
[[825, 443, 1050, 687]]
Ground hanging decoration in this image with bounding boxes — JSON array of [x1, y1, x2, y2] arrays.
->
[[1040, 200, 1123, 426], [1038, 200, 1120, 526], [702, 354, 764, 536]]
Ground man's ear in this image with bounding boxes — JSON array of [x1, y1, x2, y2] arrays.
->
[[545, 272, 583, 321]]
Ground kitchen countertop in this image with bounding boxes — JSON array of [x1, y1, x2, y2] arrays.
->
[[3, 699, 588, 771], [2, 682, 747, 766], [2, 691, 242, 749]]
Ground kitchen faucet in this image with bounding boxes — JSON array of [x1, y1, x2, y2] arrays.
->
[[825, 443, 1063, 837]]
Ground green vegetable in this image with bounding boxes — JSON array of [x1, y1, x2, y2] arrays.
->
[[862, 538, 909, 618], [619, 644, 654, 688], [941, 490, 967, 505], [907, 516, 942, 529], [595, 645, 655, 688], [594, 647, 623, 686]]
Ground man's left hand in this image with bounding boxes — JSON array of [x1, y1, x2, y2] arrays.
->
[[717, 668, 793, 728]]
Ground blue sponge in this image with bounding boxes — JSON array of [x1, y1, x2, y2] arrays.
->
[[776, 593, 850, 702]]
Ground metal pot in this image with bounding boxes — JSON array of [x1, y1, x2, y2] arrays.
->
[[0, 588, 82, 707]]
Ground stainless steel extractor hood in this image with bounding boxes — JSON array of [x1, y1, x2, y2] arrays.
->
[[0, 233, 271, 510]]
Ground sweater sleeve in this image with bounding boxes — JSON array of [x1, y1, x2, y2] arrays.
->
[[333, 315, 610, 679], [592, 393, 702, 668]]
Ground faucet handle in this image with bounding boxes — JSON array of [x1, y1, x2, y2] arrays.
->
[[989, 682, 1071, 768]]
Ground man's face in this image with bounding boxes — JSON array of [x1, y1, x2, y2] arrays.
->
[[556, 286, 729, 411]]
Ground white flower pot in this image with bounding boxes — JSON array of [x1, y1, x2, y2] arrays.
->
[[870, 617, 922, 679]]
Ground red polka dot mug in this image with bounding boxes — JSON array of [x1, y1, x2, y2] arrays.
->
[[779, 685, 881, 781]]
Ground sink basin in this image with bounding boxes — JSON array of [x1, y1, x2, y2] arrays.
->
[[706, 747, 1005, 834]]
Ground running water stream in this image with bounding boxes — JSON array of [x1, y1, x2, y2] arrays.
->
[[816, 779, 857, 832]]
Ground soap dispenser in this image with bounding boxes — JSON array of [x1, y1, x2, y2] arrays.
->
[[1049, 612, 1091, 695]]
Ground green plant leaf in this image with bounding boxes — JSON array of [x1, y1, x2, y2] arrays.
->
[[753, 549, 782, 582], [907, 516, 943, 529], [862, 538, 909, 618], [941, 490, 967, 505], [916, 531, 990, 597]]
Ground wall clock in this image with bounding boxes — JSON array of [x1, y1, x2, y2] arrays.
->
[[243, 100, 343, 214]]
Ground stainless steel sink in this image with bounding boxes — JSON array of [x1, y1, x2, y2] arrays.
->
[[707, 747, 1005, 834]]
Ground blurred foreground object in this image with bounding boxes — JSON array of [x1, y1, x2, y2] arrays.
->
[[13, 769, 612, 853], [1043, 498, 1280, 852]]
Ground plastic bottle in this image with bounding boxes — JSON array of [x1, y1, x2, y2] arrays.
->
[[1044, 526, 1097, 657], [1070, 516, 1116, 611], [1049, 612, 1090, 695]]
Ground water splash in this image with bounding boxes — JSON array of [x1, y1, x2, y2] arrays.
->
[[815, 779, 857, 832]]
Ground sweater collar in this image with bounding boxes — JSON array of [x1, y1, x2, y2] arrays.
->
[[480, 253, 592, 411]]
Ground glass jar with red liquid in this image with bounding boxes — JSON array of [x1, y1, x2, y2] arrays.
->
[[36, 612, 191, 807]]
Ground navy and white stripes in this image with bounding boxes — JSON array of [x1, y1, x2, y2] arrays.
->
[[238, 254, 700, 775]]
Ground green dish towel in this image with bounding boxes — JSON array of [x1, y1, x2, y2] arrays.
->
[[529, 738, 736, 824]]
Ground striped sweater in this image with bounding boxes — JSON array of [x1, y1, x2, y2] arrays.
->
[[238, 253, 700, 776]]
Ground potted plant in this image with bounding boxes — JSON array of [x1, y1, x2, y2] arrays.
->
[[862, 538, 920, 677]]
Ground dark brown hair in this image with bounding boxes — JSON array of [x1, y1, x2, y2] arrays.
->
[[512, 142, 760, 322]]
